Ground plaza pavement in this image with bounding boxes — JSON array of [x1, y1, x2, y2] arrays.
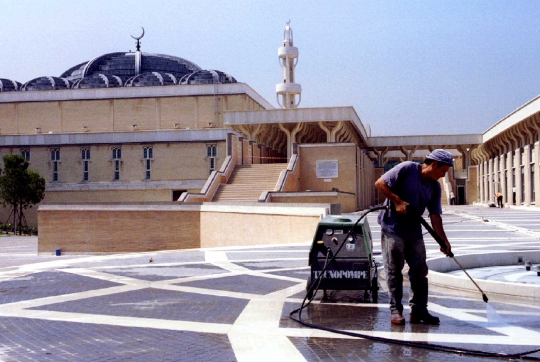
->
[[0, 206, 539, 361]]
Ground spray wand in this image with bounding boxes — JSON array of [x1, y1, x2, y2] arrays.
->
[[416, 212, 489, 303]]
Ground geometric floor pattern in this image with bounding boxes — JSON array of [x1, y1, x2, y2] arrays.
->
[[0, 205, 538, 361]]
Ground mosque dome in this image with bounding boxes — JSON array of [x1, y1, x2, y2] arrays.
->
[[72, 73, 123, 89], [125, 72, 178, 87], [22, 76, 71, 91], [180, 70, 237, 85], [60, 52, 202, 83], [0, 78, 22, 92], [1, 34, 238, 91]]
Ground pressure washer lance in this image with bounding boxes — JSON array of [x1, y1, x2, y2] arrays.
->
[[414, 209, 489, 303]]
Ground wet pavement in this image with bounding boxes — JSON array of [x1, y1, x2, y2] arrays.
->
[[0, 205, 538, 361]]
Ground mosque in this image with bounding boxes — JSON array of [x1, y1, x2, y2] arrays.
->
[[0, 25, 538, 252]]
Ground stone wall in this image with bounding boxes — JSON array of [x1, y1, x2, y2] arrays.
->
[[37, 203, 330, 254]]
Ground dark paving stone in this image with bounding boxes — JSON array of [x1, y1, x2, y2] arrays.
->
[[178, 274, 298, 295], [101, 263, 228, 281], [281, 302, 503, 336], [0, 317, 236, 362], [226, 252, 307, 261], [0, 271, 122, 304], [228, 246, 309, 252], [65, 250, 206, 269], [234, 259, 307, 270], [288, 336, 517, 362], [269, 268, 310, 280], [30, 288, 248, 324]]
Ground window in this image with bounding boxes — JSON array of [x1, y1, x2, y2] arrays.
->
[[112, 147, 122, 181], [81, 148, 90, 182], [143, 146, 153, 159], [51, 148, 60, 161], [50, 148, 60, 182], [206, 145, 217, 157], [207, 145, 217, 174], [143, 147, 153, 180], [21, 149, 30, 162]]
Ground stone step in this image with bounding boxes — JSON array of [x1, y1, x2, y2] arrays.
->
[[213, 163, 288, 202]]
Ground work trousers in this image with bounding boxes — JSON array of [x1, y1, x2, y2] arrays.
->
[[381, 229, 429, 314]]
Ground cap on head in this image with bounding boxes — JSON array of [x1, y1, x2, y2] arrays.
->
[[426, 149, 454, 167]]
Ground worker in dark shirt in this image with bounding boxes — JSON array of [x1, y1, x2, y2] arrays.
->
[[375, 149, 453, 325]]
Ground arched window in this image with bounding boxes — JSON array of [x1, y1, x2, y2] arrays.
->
[[21, 149, 30, 162], [81, 148, 91, 182], [112, 147, 122, 181], [50, 148, 60, 182], [143, 146, 153, 180]]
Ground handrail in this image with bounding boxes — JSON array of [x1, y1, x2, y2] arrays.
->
[[179, 155, 234, 202], [260, 154, 299, 202]]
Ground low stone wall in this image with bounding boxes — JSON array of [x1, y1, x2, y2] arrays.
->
[[38, 203, 330, 254], [427, 251, 540, 299], [267, 192, 357, 213]]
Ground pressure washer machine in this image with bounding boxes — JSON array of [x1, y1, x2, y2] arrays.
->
[[306, 213, 378, 302]]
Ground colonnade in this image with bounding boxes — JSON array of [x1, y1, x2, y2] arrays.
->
[[474, 116, 540, 207]]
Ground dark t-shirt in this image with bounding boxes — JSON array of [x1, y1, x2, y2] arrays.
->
[[378, 161, 442, 239]]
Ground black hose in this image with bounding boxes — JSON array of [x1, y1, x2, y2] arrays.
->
[[289, 206, 540, 360]]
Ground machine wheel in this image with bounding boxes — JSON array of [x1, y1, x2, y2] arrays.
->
[[371, 276, 378, 303], [306, 288, 313, 300]]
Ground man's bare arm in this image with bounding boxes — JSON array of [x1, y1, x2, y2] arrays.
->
[[374, 177, 408, 214], [429, 213, 452, 254]]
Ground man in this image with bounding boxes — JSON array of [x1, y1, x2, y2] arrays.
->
[[495, 192, 503, 208], [375, 149, 453, 326]]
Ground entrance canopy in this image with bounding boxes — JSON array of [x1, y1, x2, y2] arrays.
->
[[224, 107, 369, 158]]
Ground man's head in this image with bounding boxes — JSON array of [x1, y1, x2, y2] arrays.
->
[[425, 149, 454, 167], [422, 149, 453, 180]]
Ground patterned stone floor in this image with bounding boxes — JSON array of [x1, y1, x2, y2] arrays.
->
[[0, 205, 538, 361]]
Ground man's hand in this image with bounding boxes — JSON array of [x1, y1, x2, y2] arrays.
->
[[394, 201, 408, 214], [375, 177, 408, 213]]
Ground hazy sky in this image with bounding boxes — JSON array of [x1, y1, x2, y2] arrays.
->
[[2, 0, 540, 136]]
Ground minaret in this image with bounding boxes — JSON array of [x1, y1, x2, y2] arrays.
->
[[276, 21, 301, 108]]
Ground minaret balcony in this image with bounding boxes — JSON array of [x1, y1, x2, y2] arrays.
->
[[276, 83, 302, 94], [278, 46, 299, 58]]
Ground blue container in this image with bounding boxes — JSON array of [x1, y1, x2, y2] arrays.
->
[[55, 249, 61, 256]]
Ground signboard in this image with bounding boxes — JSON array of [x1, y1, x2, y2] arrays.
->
[[316, 160, 338, 178]]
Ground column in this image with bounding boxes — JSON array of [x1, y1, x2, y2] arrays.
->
[[515, 147, 522, 205], [524, 144, 532, 205], [488, 157, 494, 203]]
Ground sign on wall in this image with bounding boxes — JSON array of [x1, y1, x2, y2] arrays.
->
[[316, 160, 339, 179]]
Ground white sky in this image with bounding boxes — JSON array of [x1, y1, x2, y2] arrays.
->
[[2, 0, 540, 136]]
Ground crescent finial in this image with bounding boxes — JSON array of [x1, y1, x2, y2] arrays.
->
[[286, 20, 291, 25], [130, 27, 145, 51], [131, 27, 145, 41]]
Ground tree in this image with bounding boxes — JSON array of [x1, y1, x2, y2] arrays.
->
[[0, 155, 45, 235]]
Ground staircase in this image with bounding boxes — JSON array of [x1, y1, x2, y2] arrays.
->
[[213, 164, 287, 202]]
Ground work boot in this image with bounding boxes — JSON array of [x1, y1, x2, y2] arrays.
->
[[410, 310, 440, 325], [390, 311, 405, 325]]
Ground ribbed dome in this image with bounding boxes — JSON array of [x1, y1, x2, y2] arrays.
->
[[0, 78, 22, 92], [1, 50, 238, 91], [61, 52, 202, 82], [180, 70, 237, 85], [22, 76, 71, 91], [125, 72, 178, 87], [72, 73, 123, 89]]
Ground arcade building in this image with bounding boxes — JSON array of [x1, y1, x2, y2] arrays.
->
[[0, 25, 539, 252]]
